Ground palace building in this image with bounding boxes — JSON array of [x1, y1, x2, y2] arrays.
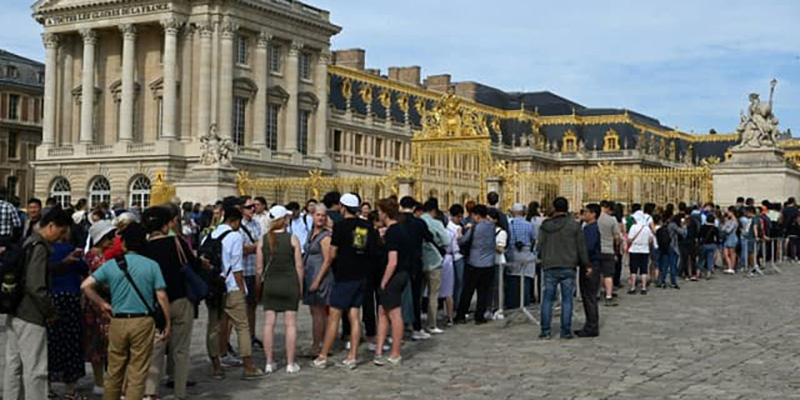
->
[[0, 50, 44, 202], [30, 0, 795, 207]]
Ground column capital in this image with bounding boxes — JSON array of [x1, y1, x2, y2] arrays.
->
[[41, 33, 60, 49], [219, 17, 239, 40], [318, 50, 331, 65], [289, 41, 304, 56], [198, 21, 214, 38], [119, 23, 137, 40], [161, 17, 185, 35], [79, 28, 97, 45], [257, 31, 273, 48], [182, 23, 197, 38]]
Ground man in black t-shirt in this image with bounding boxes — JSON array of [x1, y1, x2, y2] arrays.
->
[[313, 193, 380, 369]]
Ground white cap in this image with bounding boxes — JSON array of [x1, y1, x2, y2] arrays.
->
[[89, 220, 115, 245], [340, 193, 360, 208], [269, 205, 290, 220], [511, 203, 525, 213]]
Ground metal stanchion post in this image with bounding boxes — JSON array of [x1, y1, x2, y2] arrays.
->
[[771, 238, 782, 274], [497, 263, 505, 320]]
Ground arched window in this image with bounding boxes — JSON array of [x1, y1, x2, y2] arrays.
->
[[129, 175, 151, 209], [50, 177, 72, 208], [89, 177, 111, 208]]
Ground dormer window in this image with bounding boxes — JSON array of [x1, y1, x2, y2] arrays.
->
[[563, 129, 577, 153], [603, 129, 620, 151]]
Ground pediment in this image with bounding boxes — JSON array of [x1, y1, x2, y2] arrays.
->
[[33, 0, 109, 12]]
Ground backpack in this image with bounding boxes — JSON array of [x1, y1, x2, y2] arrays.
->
[[197, 230, 234, 306], [0, 242, 40, 314], [656, 226, 671, 250]]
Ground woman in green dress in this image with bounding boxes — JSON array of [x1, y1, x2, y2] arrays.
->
[[257, 205, 304, 374]]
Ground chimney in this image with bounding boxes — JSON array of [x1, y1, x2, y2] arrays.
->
[[365, 68, 381, 76], [332, 48, 365, 71], [454, 82, 479, 101], [388, 66, 421, 86], [423, 74, 451, 93]]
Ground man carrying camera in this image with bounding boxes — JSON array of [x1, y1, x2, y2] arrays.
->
[[506, 204, 536, 308]]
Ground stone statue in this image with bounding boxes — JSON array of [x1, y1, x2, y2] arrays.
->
[[737, 79, 780, 149], [199, 123, 236, 167]]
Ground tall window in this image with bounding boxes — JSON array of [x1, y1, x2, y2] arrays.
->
[[375, 138, 383, 158], [5, 176, 16, 199], [156, 97, 164, 137], [394, 141, 402, 161], [300, 52, 311, 80], [298, 110, 310, 155], [5, 66, 18, 78], [269, 44, 281, 73], [7, 132, 17, 159], [266, 104, 279, 151], [50, 177, 72, 208], [333, 130, 342, 152], [89, 177, 111, 207], [130, 175, 151, 209], [354, 134, 363, 156], [235, 34, 249, 66], [8, 94, 19, 120], [233, 96, 247, 147]]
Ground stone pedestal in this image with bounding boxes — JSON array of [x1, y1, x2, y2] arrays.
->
[[397, 178, 414, 199], [712, 147, 800, 205], [176, 165, 239, 205]]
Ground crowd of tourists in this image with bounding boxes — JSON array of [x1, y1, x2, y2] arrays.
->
[[2, 184, 797, 400]]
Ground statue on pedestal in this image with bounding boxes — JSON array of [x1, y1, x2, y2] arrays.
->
[[736, 79, 780, 149], [199, 123, 236, 167]]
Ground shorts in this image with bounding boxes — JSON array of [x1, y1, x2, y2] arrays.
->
[[599, 254, 615, 277], [329, 280, 364, 310], [629, 253, 649, 275], [378, 270, 408, 310], [244, 275, 258, 306]]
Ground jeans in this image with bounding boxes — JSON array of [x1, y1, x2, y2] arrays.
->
[[701, 244, 717, 272], [452, 258, 465, 307], [540, 267, 576, 337], [658, 247, 678, 285]]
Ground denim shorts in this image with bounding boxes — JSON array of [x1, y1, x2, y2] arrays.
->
[[328, 280, 364, 310]]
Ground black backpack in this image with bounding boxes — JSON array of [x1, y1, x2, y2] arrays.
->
[[197, 230, 233, 306], [656, 226, 671, 250], [0, 242, 40, 314]]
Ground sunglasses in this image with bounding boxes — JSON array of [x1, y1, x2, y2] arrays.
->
[[243, 204, 256, 210]]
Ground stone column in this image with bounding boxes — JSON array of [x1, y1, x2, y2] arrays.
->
[[313, 49, 330, 157], [79, 28, 97, 144], [283, 41, 302, 153], [252, 31, 271, 147], [60, 38, 73, 145], [197, 22, 213, 135], [180, 24, 195, 140], [161, 17, 183, 140], [218, 17, 237, 139], [118, 24, 136, 143], [41, 33, 59, 145]]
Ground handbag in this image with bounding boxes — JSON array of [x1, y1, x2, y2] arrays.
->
[[115, 255, 167, 332], [175, 238, 208, 305]]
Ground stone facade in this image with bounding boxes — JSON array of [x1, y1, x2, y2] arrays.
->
[[30, 0, 798, 208], [31, 0, 339, 208], [0, 50, 44, 202]]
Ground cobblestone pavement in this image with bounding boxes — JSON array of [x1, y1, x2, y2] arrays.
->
[[3, 264, 800, 399]]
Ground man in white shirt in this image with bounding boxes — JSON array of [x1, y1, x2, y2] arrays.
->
[[253, 196, 271, 238], [205, 207, 264, 380], [447, 204, 465, 308], [286, 202, 310, 253]]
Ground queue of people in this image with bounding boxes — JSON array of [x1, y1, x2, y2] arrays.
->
[[2, 186, 797, 400]]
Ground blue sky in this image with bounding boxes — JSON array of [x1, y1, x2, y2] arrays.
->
[[4, 1, 799, 135]]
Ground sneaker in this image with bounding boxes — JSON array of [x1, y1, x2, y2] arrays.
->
[[428, 327, 445, 334], [373, 355, 387, 366], [538, 333, 551, 340], [492, 310, 505, 320], [670, 284, 680, 290], [724, 269, 735, 275], [411, 330, 431, 341], [367, 342, 390, 352], [286, 363, 301, 374], [640, 289, 648, 295], [339, 358, 358, 370], [446, 317, 454, 327], [92, 385, 104, 396], [220, 353, 243, 368], [311, 358, 327, 369], [264, 362, 277, 374], [387, 356, 403, 365], [241, 367, 265, 380], [604, 297, 618, 307]]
